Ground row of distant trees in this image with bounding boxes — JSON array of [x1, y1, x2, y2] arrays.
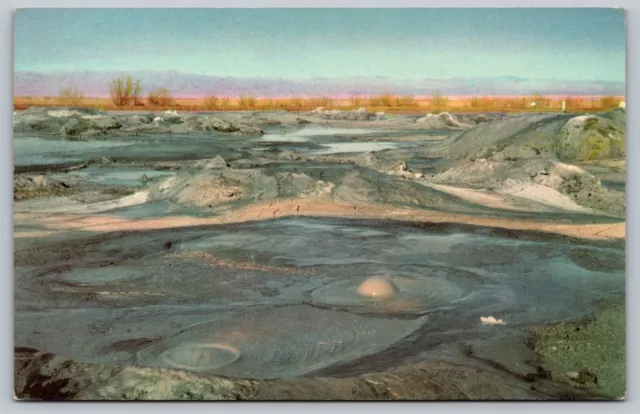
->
[[467, 94, 620, 111], [107, 76, 171, 107], [57, 76, 177, 107], [55, 77, 621, 111], [58, 75, 435, 109]]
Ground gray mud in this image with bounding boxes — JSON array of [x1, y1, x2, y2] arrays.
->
[[14, 217, 624, 399], [13, 108, 626, 400]]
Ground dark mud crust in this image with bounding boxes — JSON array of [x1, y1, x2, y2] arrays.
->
[[14, 347, 599, 401]]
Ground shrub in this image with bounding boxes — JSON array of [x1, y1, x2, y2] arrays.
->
[[147, 88, 174, 106], [531, 93, 550, 109], [600, 96, 618, 109], [109, 76, 143, 107], [431, 91, 449, 111], [369, 93, 394, 107], [58, 87, 84, 106], [350, 95, 364, 107], [202, 95, 220, 110], [238, 94, 257, 109], [397, 94, 416, 107], [309, 96, 333, 108]]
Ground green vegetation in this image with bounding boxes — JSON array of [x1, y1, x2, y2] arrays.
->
[[101, 187, 136, 197], [583, 118, 599, 131], [531, 300, 625, 399], [577, 134, 625, 161], [109, 76, 143, 107], [14, 186, 78, 201]]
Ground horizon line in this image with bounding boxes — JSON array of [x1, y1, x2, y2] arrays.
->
[[13, 69, 626, 84]]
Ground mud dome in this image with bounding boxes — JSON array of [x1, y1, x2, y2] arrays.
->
[[137, 306, 426, 379], [14, 217, 624, 380], [313, 274, 471, 315]]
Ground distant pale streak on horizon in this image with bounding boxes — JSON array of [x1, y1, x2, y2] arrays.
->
[[13, 8, 626, 82]]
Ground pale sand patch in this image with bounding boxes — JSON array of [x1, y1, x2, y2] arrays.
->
[[13, 230, 57, 239], [15, 197, 625, 241], [427, 183, 532, 212], [31, 191, 151, 215], [496, 183, 594, 214]]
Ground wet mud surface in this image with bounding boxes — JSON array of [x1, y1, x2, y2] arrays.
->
[[13, 109, 626, 400]]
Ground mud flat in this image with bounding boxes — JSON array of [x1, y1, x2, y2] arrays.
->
[[13, 108, 626, 400]]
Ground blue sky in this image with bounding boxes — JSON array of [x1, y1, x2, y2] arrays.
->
[[14, 8, 626, 81]]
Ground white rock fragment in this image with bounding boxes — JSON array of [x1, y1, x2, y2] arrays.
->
[[480, 316, 506, 326]]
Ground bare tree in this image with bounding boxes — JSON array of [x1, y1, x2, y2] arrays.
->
[[110, 76, 143, 107]]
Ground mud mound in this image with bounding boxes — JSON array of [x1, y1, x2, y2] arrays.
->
[[193, 155, 230, 169], [307, 107, 377, 121], [430, 158, 625, 217], [455, 112, 511, 125], [14, 174, 76, 201], [146, 173, 245, 207], [137, 305, 425, 379], [169, 115, 264, 135], [439, 111, 625, 162], [600, 108, 626, 127], [144, 170, 328, 208], [14, 107, 265, 137], [14, 174, 70, 190], [413, 112, 468, 129], [311, 270, 479, 315]]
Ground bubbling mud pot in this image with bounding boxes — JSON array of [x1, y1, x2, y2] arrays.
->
[[312, 273, 474, 315], [357, 276, 397, 298], [14, 217, 624, 386]]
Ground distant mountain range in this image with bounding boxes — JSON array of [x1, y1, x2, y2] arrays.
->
[[13, 70, 626, 97]]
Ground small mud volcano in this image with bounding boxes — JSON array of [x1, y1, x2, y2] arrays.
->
[[14, 217, 625, 394], [137, 305, 425, 379], [313, 274, 468, 315], [156, 343, 241, 373], [357, 276, 397, 298]]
